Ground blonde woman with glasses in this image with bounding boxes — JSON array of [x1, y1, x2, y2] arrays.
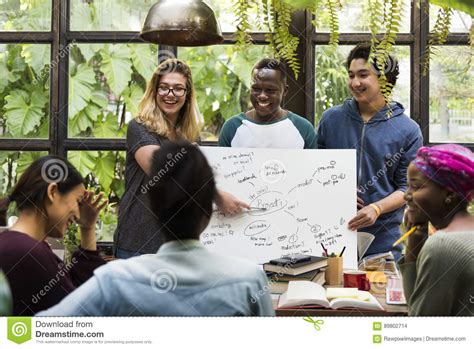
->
[[113, 59, 249, 258]]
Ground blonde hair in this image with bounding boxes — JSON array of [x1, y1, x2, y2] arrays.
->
[[136, 59, 201, 141]]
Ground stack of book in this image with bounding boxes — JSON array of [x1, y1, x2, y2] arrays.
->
[[263, 255, 328, 294]]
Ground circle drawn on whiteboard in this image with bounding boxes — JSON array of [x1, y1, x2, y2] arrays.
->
[[259, 159, 287, 184], [244, 220, 271, 236]]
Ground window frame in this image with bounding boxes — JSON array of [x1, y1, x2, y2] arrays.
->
[[0, 0, 471, 152]]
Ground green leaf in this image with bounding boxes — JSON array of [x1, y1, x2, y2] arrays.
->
[[78, 44, 98, 62], [0, 57, 10, 93], [90, 89, 109, 108], [68, 151, 98, 177], [94, 151, 116, 190], [130, 44, 157, 80], [4, 90, 47, 137], [69, 63, 95, 117], [69, 103, 101, 136], [122, 83, 143, 117], [430, 0, 474, 16], [21, 44, 50, 74], [17, 152, 44, 175], [100, 44, 132, 97], [93, 112, 118, 138]]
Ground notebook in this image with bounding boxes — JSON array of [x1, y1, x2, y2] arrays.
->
[[278, 281, 384, 311]]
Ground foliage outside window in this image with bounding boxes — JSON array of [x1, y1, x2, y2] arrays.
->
[[429, 46, 474, 143], [178, 45, 272, 140]]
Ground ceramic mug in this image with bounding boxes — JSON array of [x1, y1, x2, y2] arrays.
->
[[343, 270, 371, 291]]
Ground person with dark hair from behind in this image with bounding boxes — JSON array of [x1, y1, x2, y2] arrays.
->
[[39, 141, 275, 316], [219, 58, 317, 149], [317, 43, 423, 260], [0, 156, 107, 315]]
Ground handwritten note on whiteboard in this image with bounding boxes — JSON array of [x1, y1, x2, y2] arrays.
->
[[200, 147, 358, 269]]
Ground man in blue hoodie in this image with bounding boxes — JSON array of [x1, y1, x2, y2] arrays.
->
[[317, 44, 423, 260]]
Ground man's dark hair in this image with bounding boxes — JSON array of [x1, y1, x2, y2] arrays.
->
[[147, 141, 217, 241], [346, 43, 399, 86], [252, 58, 287, 84]]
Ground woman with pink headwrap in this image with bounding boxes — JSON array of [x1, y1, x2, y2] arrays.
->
[[399, 144, 474, 316]]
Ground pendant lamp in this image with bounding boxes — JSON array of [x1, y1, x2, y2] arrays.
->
[[140, 0, 224, 46]]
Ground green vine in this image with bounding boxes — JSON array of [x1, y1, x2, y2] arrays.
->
[[374, 0, 402, 110], [368, 0, 384, 59], [326, 0, 341, 47], [271, 0, 300, 78], [234, 0, 300, 78], [422, 5, 452, 75], [234, 0, 254, 49]]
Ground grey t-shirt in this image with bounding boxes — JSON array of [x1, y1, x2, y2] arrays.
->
[[113, 119, 165, 254]]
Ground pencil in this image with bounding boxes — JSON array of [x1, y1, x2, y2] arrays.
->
[[392, 225, 418, 247], [320, 243, 328, 256], [338, 246, 346, 257]]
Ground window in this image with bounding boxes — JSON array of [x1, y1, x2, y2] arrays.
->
[[0, 0, 472, 243]]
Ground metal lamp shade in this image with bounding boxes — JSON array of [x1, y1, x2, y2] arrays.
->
[[140, 0, 224, 46]]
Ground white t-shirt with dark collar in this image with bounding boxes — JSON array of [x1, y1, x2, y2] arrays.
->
[[218, 112, 317, 149]]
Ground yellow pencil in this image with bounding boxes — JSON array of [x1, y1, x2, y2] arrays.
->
[[392, 225, 418, 247]]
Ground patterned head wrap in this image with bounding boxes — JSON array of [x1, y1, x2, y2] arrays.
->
[[412, 144, 474, 202]]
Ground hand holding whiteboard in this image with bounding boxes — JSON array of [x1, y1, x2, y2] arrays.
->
[[200, 147, 358, 269]]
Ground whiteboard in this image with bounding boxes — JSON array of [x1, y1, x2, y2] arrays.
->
[[200, 147, 357, 269]]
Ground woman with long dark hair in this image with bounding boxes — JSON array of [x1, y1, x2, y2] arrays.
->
[[0, 155, 107, 315]]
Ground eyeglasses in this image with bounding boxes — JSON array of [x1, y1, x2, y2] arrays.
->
[[157, 86, 187, 97]]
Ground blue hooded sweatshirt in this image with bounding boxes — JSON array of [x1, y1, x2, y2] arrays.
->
[[317, 98, 423, 259]]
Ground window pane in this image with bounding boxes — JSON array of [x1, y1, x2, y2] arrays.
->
[[429, 46, 473, 143], [68, 43, 158, 138], [315, 0, 410, 33], [314, 45, 410, 125], [0, 44, 50, 139], [0, 0, 51, 31], [0, 151, 48, 198], [67, 150, 126, 242], [178, 45, 272, 141], [429, 5, 472, 33], [71, 0, 153, 31], [207, 0, 262, 32]]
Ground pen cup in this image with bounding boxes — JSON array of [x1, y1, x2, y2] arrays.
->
[[325, 256, 343, 285]]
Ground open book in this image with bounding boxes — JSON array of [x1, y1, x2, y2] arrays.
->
[[278, 281, 384, 311]]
